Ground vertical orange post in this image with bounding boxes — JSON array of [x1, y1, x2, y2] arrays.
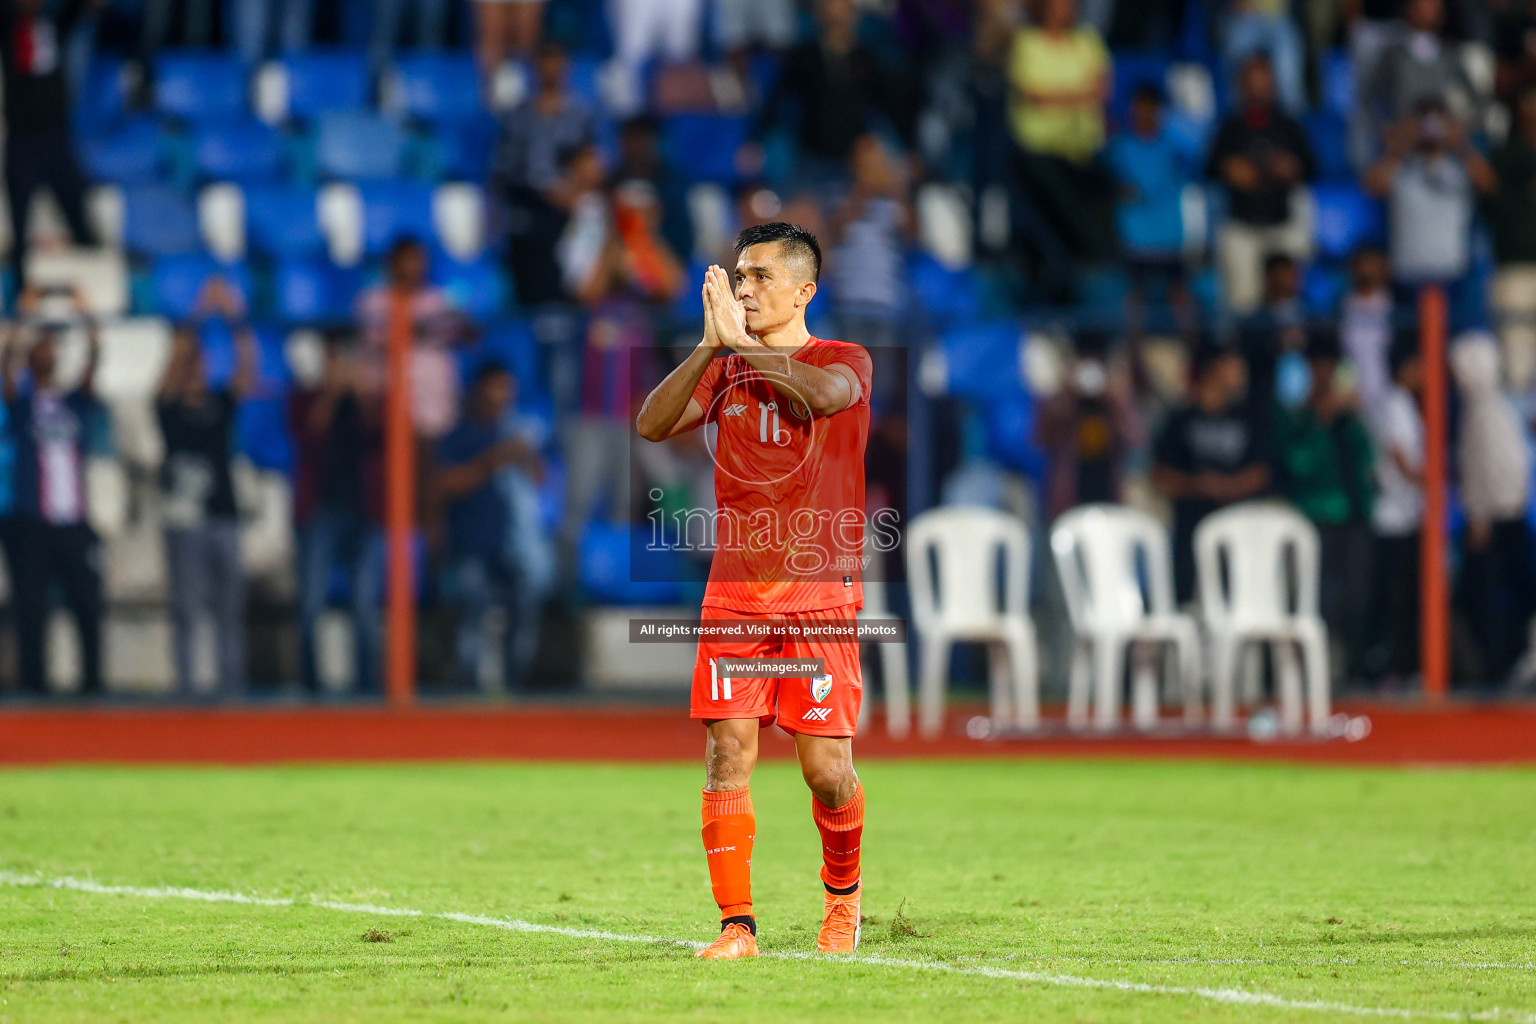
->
[[384, 289, 417, 707], [1418, 286, 1449, 703]]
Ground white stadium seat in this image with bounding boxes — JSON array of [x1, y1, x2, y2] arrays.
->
[[318, 181, 363, 267], [200, 183, 247, 262], [433, 183, 486, 262], [915, 183, 972, 270], [1051, 504, 1202, 732], [1195, 501, 1331, 736], [907, 505, 1038, 738]]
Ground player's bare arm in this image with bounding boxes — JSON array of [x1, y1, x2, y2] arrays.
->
[[634, 278, 724, 442], [703, 264, 862, 416]]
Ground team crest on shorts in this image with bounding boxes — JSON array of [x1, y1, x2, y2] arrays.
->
[[811, 673, 833, 703]]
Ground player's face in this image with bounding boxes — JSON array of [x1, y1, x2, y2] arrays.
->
[[733, 243, 812, 337]]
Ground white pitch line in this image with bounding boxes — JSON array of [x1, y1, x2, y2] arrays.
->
[[986, 953, 1536, 973], [2, 871, 1532, 1023]]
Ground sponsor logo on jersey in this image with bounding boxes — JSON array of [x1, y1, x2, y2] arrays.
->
[[723, 403, 747, 417], [811, 673, 833, 703], [802, 707, 833, 722]]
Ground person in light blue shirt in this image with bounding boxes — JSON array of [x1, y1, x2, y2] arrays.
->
[[1105, 84, 1194, 331]]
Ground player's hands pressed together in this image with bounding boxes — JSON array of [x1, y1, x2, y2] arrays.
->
[[700, 275, 723, 351], [703, 264, 751, 352]]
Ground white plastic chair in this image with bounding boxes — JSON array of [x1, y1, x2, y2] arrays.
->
[[907, 506, 1038, 738], [1194, 501, 1330, 736], [856, 534, 911, 739], [1050, 504, 1202, 732]]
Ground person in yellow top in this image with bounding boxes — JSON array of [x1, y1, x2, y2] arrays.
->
[[1008, 0, 1111, 164], [1005, 0, 1113, 300]]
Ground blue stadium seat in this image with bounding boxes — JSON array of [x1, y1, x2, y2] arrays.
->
[[358, 181, 435, 254], [983, 392, 1041, 478], [1303, 263, 1347, 316], [662, 115, 747, 184], [244, 186, 325, 258], [78, 118, 166, 185], [579, 523, 685, 605], [275, 258, 367, 323], [937, 321, 1027, 402], [192, 120, 283, 183], [907, 252, 982, 328], [1312, 183, 1384, 261], [1305, 111, 1351, 183], [1109, 50, 1172, 122], [437, 115, 500, 181], [566, 56, 605, 112], [239, 397, 294, 472], [668, 260, 708, 326], [1189, 266, 1223, 314], [479, 320, 541, 391], [1321, 50, 1354, 118], [122, 186, 201, 256], [284, 50, 371, 120], [316, 113, 407, 179], [152, 254, 254, 320], [155, 51, 248, 123], [435, 256, 509, 322], [392, 52, 481, 123], [194, 323, 292, 396], [1164, 110, 1214, 167], [74, 56, 128, 132]]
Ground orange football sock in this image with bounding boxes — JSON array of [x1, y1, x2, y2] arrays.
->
[[812, 781, 864, 892], [701, 787, 755, 921]]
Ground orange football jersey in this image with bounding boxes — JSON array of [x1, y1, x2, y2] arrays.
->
[[688, 337, 873, 613]]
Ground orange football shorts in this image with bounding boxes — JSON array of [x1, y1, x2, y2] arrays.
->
[[689, 605, 864, 737]]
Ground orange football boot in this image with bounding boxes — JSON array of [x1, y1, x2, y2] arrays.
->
[[816, 883, 861, 953], [695, 921, 759, 959]]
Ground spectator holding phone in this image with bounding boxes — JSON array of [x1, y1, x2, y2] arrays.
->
[[1364, 99, 1496, 291], [1, 284, 102, 696], [155, 278, 256, 700]]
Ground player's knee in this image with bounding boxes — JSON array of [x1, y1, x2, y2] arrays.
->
[[801, 762, 853, 805], [705, 738, 754, 790]]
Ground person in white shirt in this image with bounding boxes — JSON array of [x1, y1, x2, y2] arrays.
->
[[1451, 334, 1536, 687], [1341, 245, 1393, 420], [1365, 332, 1424, 685]]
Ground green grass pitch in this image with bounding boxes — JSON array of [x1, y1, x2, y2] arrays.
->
[[1, 759, 1533, 1022]]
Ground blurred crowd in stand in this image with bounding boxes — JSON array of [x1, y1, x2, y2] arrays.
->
[[0, 0, 1534, 701]]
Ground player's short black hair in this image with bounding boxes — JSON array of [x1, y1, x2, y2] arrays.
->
[[733, 222, 822, 283]]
